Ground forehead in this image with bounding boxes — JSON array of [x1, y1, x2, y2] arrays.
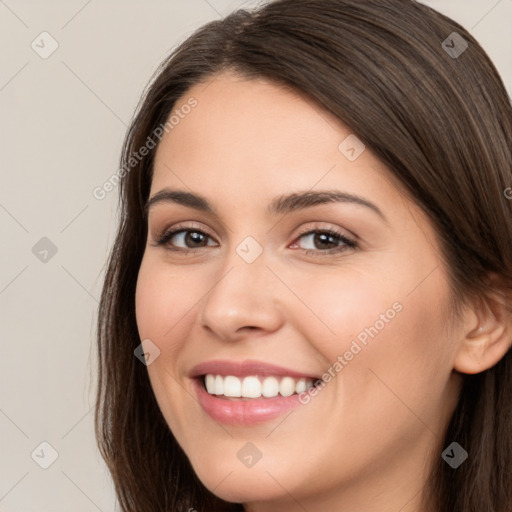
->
[[158, 73, 343, 158], [154, 73, 377, 186], [150, 73, 421, 226]]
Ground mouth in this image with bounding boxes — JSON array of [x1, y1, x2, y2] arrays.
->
[[201, 374, 316, 400], [189, 360, 321, 425]]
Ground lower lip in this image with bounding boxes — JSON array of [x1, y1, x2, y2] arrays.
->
[[192, 378, 304, 426]]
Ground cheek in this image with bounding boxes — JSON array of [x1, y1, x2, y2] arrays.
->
[[339, 270, 457, 421], [135, 256, 200, 341], [289, 267, 394, 358], [294, 262, 455, 409], [134, 257, 199, 434]]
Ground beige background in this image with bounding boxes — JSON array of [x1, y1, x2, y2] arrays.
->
[[1, 1, 511, 510]]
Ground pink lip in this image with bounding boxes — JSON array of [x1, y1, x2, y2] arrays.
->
[[192, 378, 305, 426], [188, 359, 319, 379], [189, 359, 320, 426]]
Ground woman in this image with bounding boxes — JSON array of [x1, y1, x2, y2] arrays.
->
[[95, 1, 512, 510]]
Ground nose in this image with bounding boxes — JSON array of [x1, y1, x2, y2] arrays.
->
[[198, 246, 284, 342]]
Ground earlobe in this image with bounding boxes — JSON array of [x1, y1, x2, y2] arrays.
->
[[453, 285, 512, 375]]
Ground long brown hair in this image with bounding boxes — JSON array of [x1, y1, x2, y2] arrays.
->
[[95, 1, 512, 510]]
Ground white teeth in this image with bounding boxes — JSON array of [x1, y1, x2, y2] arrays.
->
[[223, 376, 242, 397], [203, 374, 315, 398], [214, 375, 224, 395], [205, 374, 216, 394], [241, 376, 262, 398], [295, 378, 307, 394], [262, 376, 279, 397], [279, 376, 296, 397]]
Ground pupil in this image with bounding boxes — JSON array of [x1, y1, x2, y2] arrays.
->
[[187, 231, 205, 247], [316, 233, 336, 249]]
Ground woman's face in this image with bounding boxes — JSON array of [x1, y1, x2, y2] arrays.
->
[[135, 72, 464, 510]]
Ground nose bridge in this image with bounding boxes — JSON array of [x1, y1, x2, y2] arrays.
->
[[198, 235, 283, 339]]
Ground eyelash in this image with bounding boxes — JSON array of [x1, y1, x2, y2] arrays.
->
[[155, 224, 357, 257]]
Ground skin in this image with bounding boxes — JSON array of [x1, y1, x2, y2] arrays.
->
[[135, 71, 511, 511]]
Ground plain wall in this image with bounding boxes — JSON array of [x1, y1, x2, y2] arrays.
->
[[1, 1, 511, 510]]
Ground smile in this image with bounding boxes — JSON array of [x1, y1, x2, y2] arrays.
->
[[189, 360, 321, 425], [204, 374, 315, 399]]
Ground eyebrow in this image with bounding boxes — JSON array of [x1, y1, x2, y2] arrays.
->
[[145, 188, 387, 222]]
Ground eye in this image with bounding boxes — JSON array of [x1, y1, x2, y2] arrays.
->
[[155, 226, 217, 251], [290, 228, 357, 256]]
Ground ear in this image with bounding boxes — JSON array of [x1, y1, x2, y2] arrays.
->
[[454, 277, 512, 375]]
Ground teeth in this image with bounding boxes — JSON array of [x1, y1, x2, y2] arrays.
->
[[205, 374, 216, 394], [262, 376, 279, 397], [203, 374, 315, 398], [295, 378, 307, 394], [279, 376, 296, 397], [241, 376, 261, 398], [214, 375, 224, 395], [224, 376, 242, 397]]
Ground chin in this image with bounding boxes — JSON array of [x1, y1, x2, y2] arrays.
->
[[191, 462, 296, 504]]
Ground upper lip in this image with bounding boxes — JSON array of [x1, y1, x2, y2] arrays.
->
[[189, 359, 320, 380]]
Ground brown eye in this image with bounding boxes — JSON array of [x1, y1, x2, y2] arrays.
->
[[156, 228, 217, 249], [291, 229, 357, 256]]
